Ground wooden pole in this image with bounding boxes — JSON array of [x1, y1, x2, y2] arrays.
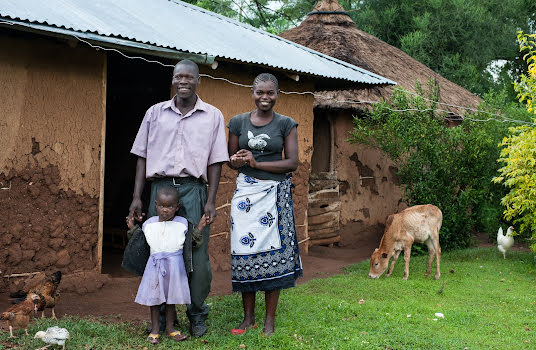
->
[[96, 54, 107, 273], [309, 235, 340, 247], [3, 272, 42, 279]]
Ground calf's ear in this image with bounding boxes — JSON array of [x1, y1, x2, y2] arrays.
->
[[381, 253, 388, 259]]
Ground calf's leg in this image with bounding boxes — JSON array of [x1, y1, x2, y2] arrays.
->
[[403, 245, 412, 280], [425, 239, 435, 277], [386, 250, 401, 277], [435, 245, 441, 280]]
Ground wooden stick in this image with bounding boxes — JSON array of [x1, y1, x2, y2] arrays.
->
[[210, 231, 229, 238], [3, 272, 41, 278], [298, 237, 310, 245], [216, 203, 231, 211], [308, 235, 340, 246]]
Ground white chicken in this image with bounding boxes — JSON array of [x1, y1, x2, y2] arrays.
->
[[497, 226, 515, 259], [34, 326, 69, 349]]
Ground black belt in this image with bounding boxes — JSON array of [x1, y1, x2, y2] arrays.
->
[[151, 176, 205, 185], [171, 176, 205, 186]]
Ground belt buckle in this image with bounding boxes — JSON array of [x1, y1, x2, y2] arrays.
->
[[172, 177, 181, 186]]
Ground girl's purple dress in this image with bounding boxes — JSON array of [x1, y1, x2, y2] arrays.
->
[[135, 216, 191, 306]]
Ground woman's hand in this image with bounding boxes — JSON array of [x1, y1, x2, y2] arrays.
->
[[236, 149, 256, 169], [230, 153, 247, 168], [230, 149, 256, 169]]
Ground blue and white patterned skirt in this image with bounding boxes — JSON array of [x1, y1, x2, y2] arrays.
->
[[230, 173, 302, 293]]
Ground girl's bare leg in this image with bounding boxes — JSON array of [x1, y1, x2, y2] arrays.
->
[[165, 304, 177, 334], [150, 305, 161, 335]]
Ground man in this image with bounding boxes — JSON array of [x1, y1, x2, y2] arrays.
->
[[128, 59, 229, 336]]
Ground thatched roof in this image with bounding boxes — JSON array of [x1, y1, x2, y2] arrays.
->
[[280, 0, 482, 115]]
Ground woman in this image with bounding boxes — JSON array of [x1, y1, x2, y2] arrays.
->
[[227, 73, 302, 335]]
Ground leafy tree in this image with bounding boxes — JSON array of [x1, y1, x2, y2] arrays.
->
[[515, 32, 536, 114], [349, 83, 531, 250], [493, 32, 536, 252], [186, 0, 535, 99], [353, 0, 536, 98], [183, 0, 317, 33]]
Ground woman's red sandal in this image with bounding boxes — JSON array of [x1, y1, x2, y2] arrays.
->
[[230, 323, 258, 335]]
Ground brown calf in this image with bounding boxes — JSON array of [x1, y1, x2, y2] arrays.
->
[[368, 204, 442, 280]]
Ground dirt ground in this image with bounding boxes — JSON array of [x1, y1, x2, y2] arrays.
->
[[0, 223, 381, 326], [1, 224, 530, 328]]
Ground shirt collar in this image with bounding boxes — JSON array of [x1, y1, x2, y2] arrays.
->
[[165, 95, 208, 116]]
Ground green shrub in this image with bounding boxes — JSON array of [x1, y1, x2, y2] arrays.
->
[[349, 85, 529, 250]]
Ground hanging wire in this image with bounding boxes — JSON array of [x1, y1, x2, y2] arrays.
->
[[1, 19, 533, 126]]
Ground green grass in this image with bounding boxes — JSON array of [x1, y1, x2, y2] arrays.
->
[[2, 247, 535, 349]]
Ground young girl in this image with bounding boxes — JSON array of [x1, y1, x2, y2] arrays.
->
[[126, 186, 206, 344]]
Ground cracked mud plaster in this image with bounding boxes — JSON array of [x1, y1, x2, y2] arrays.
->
[[0, 166, 99, 292], [0, 34, 105, 197]]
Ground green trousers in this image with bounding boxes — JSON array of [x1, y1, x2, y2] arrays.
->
[[148, 178, 211, 322]]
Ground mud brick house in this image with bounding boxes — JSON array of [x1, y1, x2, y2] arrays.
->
[[0, 0, 394, 285], [280, 0, 482, 246]]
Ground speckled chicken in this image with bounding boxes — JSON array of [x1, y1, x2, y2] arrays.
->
[[25, 271, 62, 319], [1, 293, 42, 338]]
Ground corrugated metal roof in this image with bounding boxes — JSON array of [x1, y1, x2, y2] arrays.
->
[[0, 0, 395, 85]]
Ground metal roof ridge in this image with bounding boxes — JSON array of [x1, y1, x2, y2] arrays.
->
[[166, 0, 396, 85]]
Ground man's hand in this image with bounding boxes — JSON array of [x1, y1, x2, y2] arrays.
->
[[128, 198, 145, 222], [203, 201, 216, 224]]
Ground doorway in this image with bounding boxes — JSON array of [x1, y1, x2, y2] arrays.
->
[[102, 51, 172, 276], [308, 109, 341, 247]]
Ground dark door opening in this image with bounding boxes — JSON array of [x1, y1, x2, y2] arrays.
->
[[102, 51, 172, 276], [311, 110, 331, 174]]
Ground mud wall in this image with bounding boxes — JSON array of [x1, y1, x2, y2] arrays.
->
[[331, 110, 406, 238], [196, 64, 313, 270], [0, 33, 105, 281]]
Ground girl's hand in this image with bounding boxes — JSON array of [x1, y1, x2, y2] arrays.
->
[[197, 214, 209, 231], [125, 215, 135, 230]]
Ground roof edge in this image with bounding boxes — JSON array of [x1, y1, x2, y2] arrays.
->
[[169, 0, 396, 85], [0, 18, 216, 65]]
